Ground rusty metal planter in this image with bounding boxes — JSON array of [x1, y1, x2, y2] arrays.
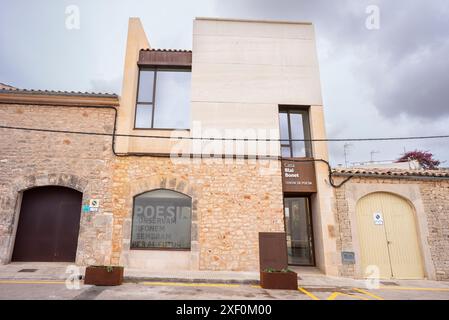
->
[[260, 271, 298, 290], [84, 266, 124, 286]]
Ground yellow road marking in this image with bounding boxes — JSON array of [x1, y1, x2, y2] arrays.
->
[[0, 280, 66, 285], [253, 285, 320, 300], [298, 287, 320, 300], [142, 281, 240, 288], [379, 286, 449, 292], [327, 292, 370, 300], [326, 292, 340, 300], [353, 288, 384, 300]]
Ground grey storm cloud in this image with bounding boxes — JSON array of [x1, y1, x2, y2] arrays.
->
[[372, 41, 449, 118], [215, 0, 449, 119], [366, 1, 449, 118]]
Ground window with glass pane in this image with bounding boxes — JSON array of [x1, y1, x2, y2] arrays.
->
[[135, 104, 153, 128], [278, 108, 312, 158], [131, 189, 192, 249], [154, 71, 191, 129], [284, 197, 314, 265], [135, 68, 191, 129]]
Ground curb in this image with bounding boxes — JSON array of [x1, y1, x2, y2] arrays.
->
[[124, 276, 260, 285], [0, 276, 260, 285]]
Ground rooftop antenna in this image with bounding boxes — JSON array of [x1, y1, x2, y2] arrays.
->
[[370, 150, 380, 163], [343, 143, 352, 168]]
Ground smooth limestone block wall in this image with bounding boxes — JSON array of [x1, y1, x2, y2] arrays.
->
[[111, 156, 284, 271], [0, 103, 116, 265]]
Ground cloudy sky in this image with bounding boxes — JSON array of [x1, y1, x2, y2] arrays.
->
[[1, 0, 448, 167]]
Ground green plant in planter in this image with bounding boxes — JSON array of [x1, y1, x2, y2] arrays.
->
[[263, 267, 294, 273], [90, 265, 123, 273]]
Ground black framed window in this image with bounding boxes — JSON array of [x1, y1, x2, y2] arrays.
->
[[279, 107, 312, 158], [135, 68, 191, 129], [131, 189, 192, 250]]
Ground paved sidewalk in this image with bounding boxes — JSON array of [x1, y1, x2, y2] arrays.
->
[[0, 262, 80, 280], [2, 262, 449, 292], [0, 263, 335, 285]]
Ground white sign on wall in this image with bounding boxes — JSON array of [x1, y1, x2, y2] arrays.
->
[[88, 199, 100, 212], [89, 199, 100, 208], [373, 212, 384, 225]]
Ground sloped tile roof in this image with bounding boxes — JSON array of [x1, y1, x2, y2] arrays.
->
[[0, 83, 18, 90], [0, 87, 117, 97], [140, 48, 192, 53], [333, 167, 449, 178]]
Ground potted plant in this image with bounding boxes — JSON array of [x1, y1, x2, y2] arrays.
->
[[260, 267, 298, 290], [84, 265, 124, 286]]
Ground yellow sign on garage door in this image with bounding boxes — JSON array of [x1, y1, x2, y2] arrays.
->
[[356, 192, 424, 279]]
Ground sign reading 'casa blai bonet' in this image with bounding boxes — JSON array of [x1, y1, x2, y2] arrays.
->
[[281, 160, 317, 193]]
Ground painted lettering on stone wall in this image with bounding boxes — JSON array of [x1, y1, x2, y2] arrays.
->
[[131, 197, 191, 249]]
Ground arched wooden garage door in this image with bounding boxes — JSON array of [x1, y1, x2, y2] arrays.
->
[[12, 186, 82, 262], [356, 192, 424, 279]]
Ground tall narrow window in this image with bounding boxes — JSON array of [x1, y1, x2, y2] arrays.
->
[[135, 70, 155, 128], [135, 68, 191, 129], [279, 107, 312, 158]]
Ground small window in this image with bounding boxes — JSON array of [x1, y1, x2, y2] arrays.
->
[[135, 68, 191, 129], [279, 107, 312, 158], [131, 189, 192, 250]]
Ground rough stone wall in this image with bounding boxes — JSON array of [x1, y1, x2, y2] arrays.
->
[[111, 157, 284, 271], [0, 103, 285, 271], [0, 103, 115, 265], [332, 181, 355, 277], [419, 180, 449, 280], [333, 176, 449, 280]]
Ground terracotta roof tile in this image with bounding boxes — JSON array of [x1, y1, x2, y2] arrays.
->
[[333, 167, 449, 178], [140, 48, 192, 53], [0, 83, 18, 90], [0, 87, 118, 97]]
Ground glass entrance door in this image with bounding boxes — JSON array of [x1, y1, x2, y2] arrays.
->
[[284, 197, 314, 266]]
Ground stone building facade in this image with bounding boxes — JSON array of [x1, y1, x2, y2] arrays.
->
[[332, 169, 449, 280], [0, 92, 284, 271], [0, 94, 118, 266], [108, 17, 335, 274], [1, 17, 334, 273], [111, 157, 284, 271], [1, 17, 448, 281]]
